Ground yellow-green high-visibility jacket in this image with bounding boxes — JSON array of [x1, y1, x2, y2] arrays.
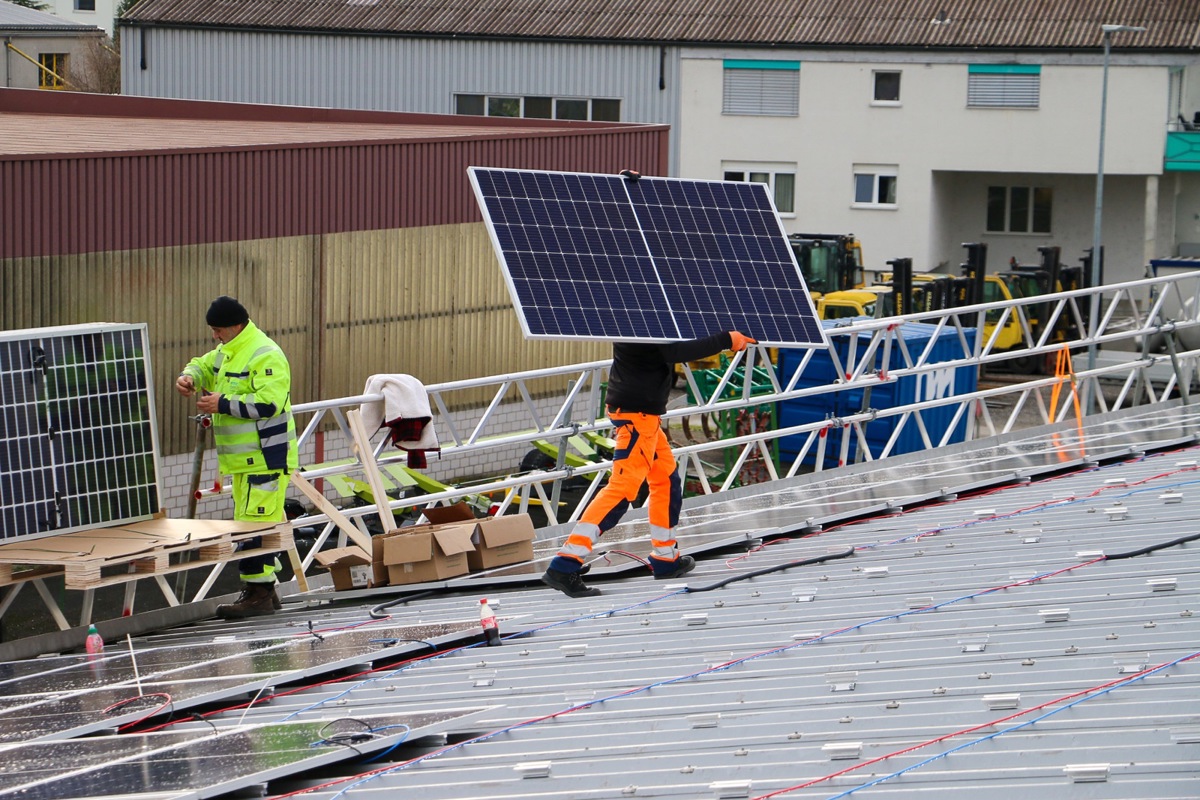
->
[[180, 321, 298, 475]]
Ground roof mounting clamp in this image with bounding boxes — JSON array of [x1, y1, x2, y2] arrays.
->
[[515, 762, 552, 779], [822, 742, 863, 760], [1039, 608, 1071, 623], [959, 635, 989, 653], [471, 670, 497, 688], [1064, 763, 1110, 783], [682, 613, 709, 626], [983, 693, 1021, 710], [705, 652, 735, 669], [906, 596, 933, 609], [560, 644, 587, 658], [1170, 726, 1200, 743], [827, 671, 858, 692], [1148, 577, 1178, 592], [1160, 490, 1183, 504], [1115, 654, 1149, 674], [709, 780, 752, 798], [689, 713, 721, 729]]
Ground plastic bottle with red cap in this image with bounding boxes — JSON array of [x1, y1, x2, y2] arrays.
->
[[479, 598, 501, 647]]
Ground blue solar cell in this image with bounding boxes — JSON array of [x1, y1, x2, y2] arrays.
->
[[469, 167, 825, 347]]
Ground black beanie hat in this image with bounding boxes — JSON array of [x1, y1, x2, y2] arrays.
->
[[206, 296, 250, 328]]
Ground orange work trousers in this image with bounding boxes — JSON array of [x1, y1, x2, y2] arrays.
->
[[553, 410, 682, 569]]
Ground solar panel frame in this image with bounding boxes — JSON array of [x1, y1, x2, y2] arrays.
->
[[0, 323, 163, 543], [469, 167, 828, 348]]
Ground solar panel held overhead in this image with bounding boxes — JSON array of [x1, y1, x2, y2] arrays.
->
[[468, 167, 827, 348]]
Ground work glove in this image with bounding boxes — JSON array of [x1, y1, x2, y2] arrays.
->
[[729, 332, 757, 352]]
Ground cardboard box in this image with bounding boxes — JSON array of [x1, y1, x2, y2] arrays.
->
[[384, 522, 476, 585], [367, 503, 478, 586], [313, 546, 373, 591], [421, 503, 478, 525], [468, 513, 536, 571]]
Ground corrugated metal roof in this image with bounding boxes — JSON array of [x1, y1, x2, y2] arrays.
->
[[0, 1, 98, 31], [0, 112, 592, 156], [120, 0, 1200, 50], [2, 404, 1198, 798], [0, 90, 653, 158]]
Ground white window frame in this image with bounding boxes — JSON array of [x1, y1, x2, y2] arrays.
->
[[871, 70, 901, 106], [852, 164, 898, 209], [723, 162, 797, 216]]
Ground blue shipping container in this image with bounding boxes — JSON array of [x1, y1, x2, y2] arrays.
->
[[777, 321, 978, 468]]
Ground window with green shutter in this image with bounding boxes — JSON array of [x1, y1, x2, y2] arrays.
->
[[722, 60, 800, 117], [968, 65, 1041, 108]]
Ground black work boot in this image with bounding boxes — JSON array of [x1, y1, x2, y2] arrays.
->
[[271, 586, 282, 610], [216, 583, 277, 619], [651, 554, 695, 580], [542, 567, 601, 598]]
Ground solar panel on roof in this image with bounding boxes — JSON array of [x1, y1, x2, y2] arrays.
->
[[468, 167, 827, 347], [0, 323, 161, 542]]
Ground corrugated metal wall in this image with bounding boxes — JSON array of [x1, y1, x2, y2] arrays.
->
[[1, 225, 608, 456], [121, 29, 683, 172]]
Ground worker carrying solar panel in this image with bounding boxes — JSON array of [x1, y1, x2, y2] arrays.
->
[[175, 296, 299, 619], [542, 330, 756, 598]]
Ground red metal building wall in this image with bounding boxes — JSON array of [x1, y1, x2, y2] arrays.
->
[[0, 92, 670, 260]]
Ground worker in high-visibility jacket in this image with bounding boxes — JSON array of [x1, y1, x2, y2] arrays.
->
[[542, 330, 756, 598], [176, 296, 299, 619]]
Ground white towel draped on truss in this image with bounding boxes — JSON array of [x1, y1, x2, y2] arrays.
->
[[359, 373, 440, 454]]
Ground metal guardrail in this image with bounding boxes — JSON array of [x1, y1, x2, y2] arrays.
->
[[286, 270, 1200, 575]]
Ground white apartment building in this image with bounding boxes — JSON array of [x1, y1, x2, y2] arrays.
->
[[680, 49, 1195, 280]]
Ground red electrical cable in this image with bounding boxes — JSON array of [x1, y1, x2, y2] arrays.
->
[[105, 692, 173, 731]]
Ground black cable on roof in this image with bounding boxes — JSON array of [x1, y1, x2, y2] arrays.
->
[[1106, 530, 1200, 560], [368, 590, 438, 619], [685, 546, 855, 593]]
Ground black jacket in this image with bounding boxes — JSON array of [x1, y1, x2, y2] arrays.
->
[[605, 332, 733, 415]]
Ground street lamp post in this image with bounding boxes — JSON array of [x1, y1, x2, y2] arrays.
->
[[1087, 23, 1145, 409]]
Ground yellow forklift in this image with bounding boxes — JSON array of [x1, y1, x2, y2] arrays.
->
[[788, 232, 866, 300], [816, 245, 1081, 374]]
